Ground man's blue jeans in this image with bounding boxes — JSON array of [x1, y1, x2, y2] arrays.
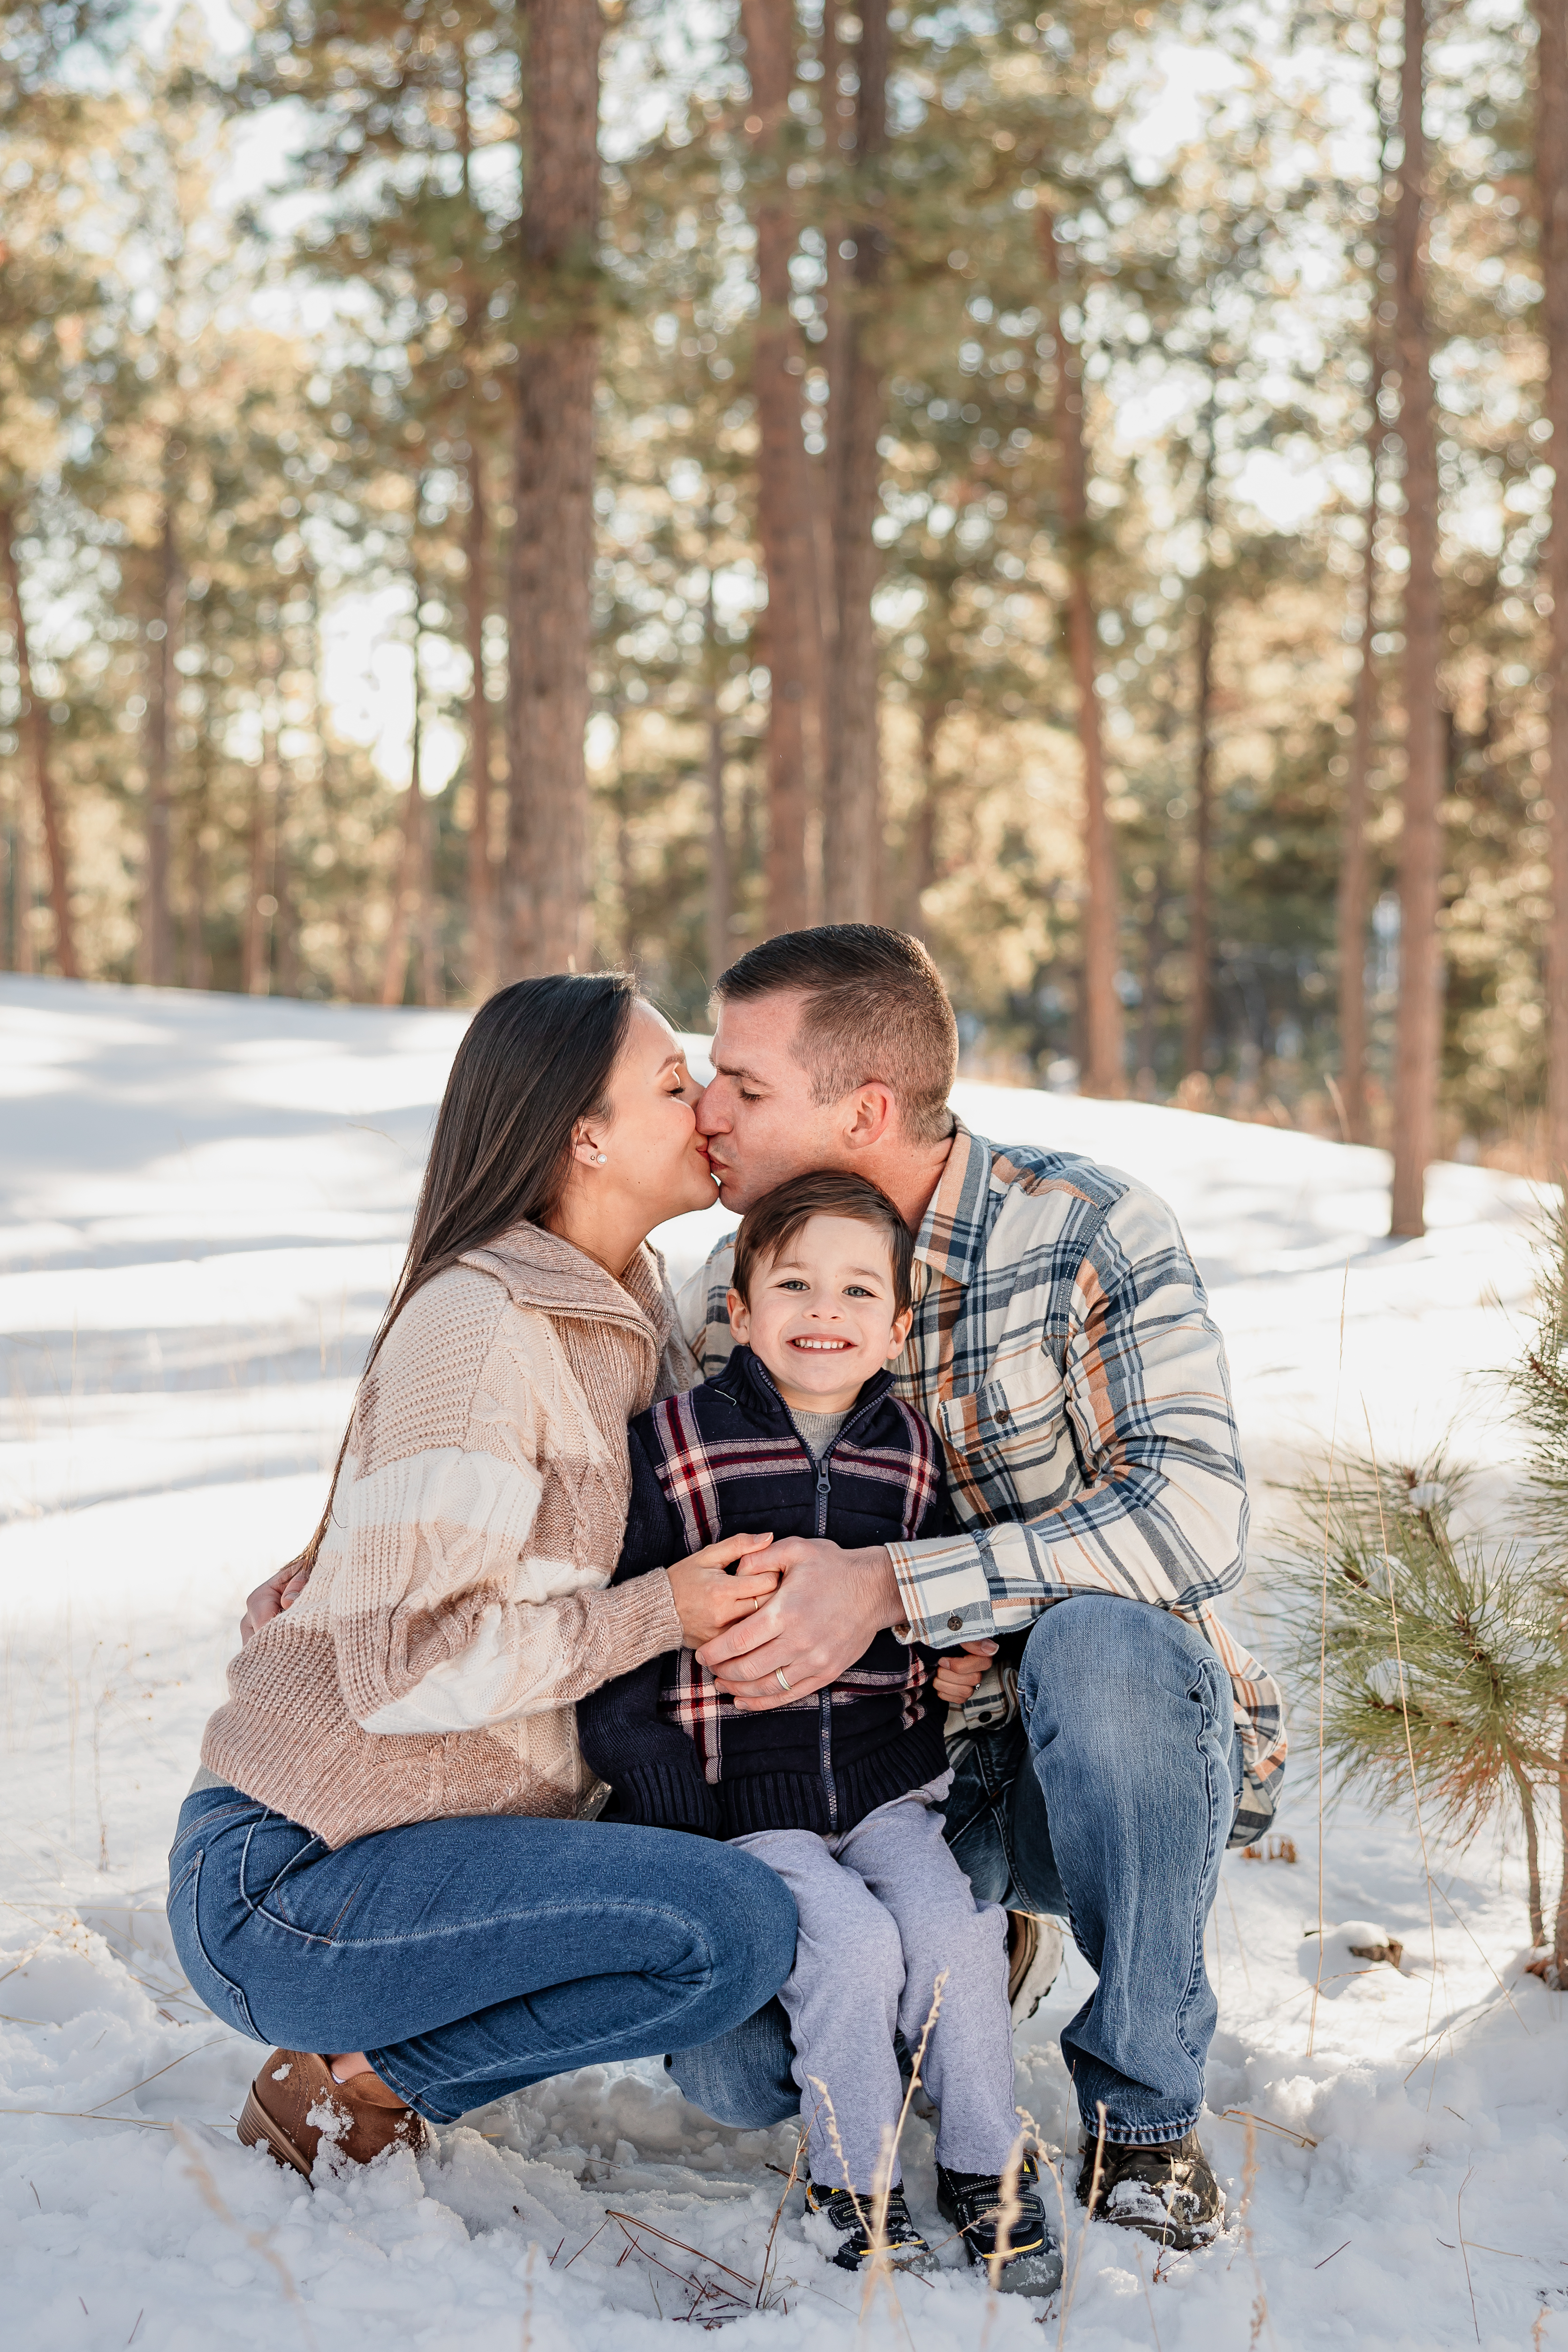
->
[[167, 1787, 797, 2124], [670, 1596, 1245, 2147]]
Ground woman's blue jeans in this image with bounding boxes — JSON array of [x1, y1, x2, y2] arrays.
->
[[670, 1596, 1247, 2147], [167, 1789, 797, 2124]]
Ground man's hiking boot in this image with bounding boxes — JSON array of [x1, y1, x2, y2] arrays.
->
[[936, 2153, 1063, 2296], [1006, 1911, 1064, 2027], [238, 2049, 429, 2182], [803, 2178, 937, 2274], [1075, 2129, 1223, 2251]]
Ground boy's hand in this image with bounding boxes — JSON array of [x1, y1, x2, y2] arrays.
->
[[931, 1640, 996, 1704], [240, 1561, 312, 1645], [668, 1531, 780, 1648]]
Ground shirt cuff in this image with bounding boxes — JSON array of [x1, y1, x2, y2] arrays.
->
[[885, 1534, 998, 1648]]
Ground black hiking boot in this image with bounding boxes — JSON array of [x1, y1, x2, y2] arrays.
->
[[803, 2178, 937, 2274], [936, 2152, 1063, 2296], [1075, 2129, 1223, 2250]]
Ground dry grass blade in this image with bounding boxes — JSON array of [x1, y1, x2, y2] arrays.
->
[[1456, 2167, 1479, 2343], [1220, 2108, 1317, 2150], [1428, 1879, 1528, 2032], [864, 1967, 947, 2312], [977, 2129, 1028, 2352], [0, 2108, 172, 2127], [88, 2036, 225, 2112], [601, 2211, 759, 2296], [1057, 2100, 1108, 2349], [756, 2130, 806, 2309], [172, 2123, 317, 2351], [1364, 1414, 1444, 2060], [1310, 1261, 1351, 2058]]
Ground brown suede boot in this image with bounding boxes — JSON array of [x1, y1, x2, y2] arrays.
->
[[238, 2050, 429, 2180]]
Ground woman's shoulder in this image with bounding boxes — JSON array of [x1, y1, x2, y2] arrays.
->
[[379, 1260, 519, 1362], [356, 1263, 554, 1466]]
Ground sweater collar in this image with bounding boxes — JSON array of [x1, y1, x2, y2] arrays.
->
[[460, 1221, 675, 1350]]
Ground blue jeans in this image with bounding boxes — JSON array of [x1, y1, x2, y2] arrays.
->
[[670, 1596, 1245, 2147], [167, 1788, 797, 2124]]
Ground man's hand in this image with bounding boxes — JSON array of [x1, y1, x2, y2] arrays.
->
[[239, 1560, 312, 1646], [697, 1538, 903, 1709], [932, 1639, 996, 1704]]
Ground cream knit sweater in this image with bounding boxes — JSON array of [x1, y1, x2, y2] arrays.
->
[[200, 1224, 691, 1848]]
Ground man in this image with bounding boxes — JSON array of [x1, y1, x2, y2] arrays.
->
[[670, 923, 1285, 2251]]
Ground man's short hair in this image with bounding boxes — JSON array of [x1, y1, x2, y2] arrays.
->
[[731, 1169, 913, 1315], [715, 924, 958, 1146]]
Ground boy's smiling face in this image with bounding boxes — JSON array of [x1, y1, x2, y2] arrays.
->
[[727, 1213, 914, 1415]]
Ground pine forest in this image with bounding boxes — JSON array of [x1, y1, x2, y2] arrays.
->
[[2, 0, 1562, 1236]]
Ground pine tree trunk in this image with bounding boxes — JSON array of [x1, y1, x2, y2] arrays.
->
[[245, 634, 282, 997], [243, 765, 271, 998], [273, 758, 299, 999], [1507, 1752, 1547, 1949], [1553, 1707, 1568, 1983], [895, 698, 943, 938], [140, 501, 179, 988], [504, 0, 601, 977], [185, 731, 211, 994], [703, 565, 731, 981], [464, 444, 496, 1000], [1538, 0, 1568, 1177], [1339, 400, 1381, 1147], [822, 0, 887, 923], [382, 592, 426, 1007], [808, 7, 845, 926], [1038, 208, 1124, 1097], [1389, 0, 1444, 1238], [8, 787, 34, 973], [741, 0, 822, 938], [0, 507, 77, 977], [1183, 599, 1216, 1081]]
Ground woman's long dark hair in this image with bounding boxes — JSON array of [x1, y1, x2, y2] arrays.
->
[[292, 972, 638, 1574]]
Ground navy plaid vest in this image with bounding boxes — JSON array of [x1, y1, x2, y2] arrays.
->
[[577, 1347, 951, 1839]]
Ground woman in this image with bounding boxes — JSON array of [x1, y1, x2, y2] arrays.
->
[[168, 974, 796, 2179]]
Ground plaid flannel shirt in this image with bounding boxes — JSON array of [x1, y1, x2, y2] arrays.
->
[[677, 1119, 1286, 1844]]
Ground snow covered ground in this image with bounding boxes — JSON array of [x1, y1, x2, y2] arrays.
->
[[1, 972, 1563, 2351]]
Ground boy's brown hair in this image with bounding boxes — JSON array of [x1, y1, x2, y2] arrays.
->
[[731, 1170, 914, 1315]]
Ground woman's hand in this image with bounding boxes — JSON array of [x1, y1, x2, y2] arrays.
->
[[240, 1560, 313, 1646], [931, 1639, 996, 1704], [667, 1531, 780, 1650]]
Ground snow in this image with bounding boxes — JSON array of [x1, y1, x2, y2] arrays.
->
[[1, 972, 1563, 2351]]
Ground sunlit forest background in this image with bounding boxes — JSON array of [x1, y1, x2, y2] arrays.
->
[[1, 0, 1557, 1208]]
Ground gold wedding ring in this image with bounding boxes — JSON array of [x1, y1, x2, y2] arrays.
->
[[751, 1595, 762, 1613], [774, 1667, 791, 1693]]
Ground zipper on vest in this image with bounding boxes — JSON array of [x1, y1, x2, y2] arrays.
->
[[814, 1459, 831, 1536], [818, 1689, 838, 1831]]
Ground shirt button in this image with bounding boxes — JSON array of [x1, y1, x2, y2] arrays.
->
[[947, 1614, 964, 1631]]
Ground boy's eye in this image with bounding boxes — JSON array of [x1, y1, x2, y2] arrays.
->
[[844, 1284, 873, 1298], [777, 1278, 808, 1292]]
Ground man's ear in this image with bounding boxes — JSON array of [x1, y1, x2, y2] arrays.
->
[[726, 1286, 751, 1344], [886, 1304, 914, 1358], [841, 1083, 897, 1153]]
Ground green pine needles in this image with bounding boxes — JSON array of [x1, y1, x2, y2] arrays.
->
[[1273, 1211, 1568, 1984]]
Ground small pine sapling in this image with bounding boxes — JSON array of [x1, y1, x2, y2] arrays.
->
[[1271, 1447, 1565, 1972], [1507, 1202, 1568, 1984]]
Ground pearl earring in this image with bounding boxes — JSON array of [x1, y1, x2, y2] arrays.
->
[[594, 1151, 607, 1165]]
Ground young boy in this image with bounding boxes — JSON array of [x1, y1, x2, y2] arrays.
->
[[578, 1171, 1060, 2294]]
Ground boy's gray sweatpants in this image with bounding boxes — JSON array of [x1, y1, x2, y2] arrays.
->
[[733, 1790, 1017, 2193]]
